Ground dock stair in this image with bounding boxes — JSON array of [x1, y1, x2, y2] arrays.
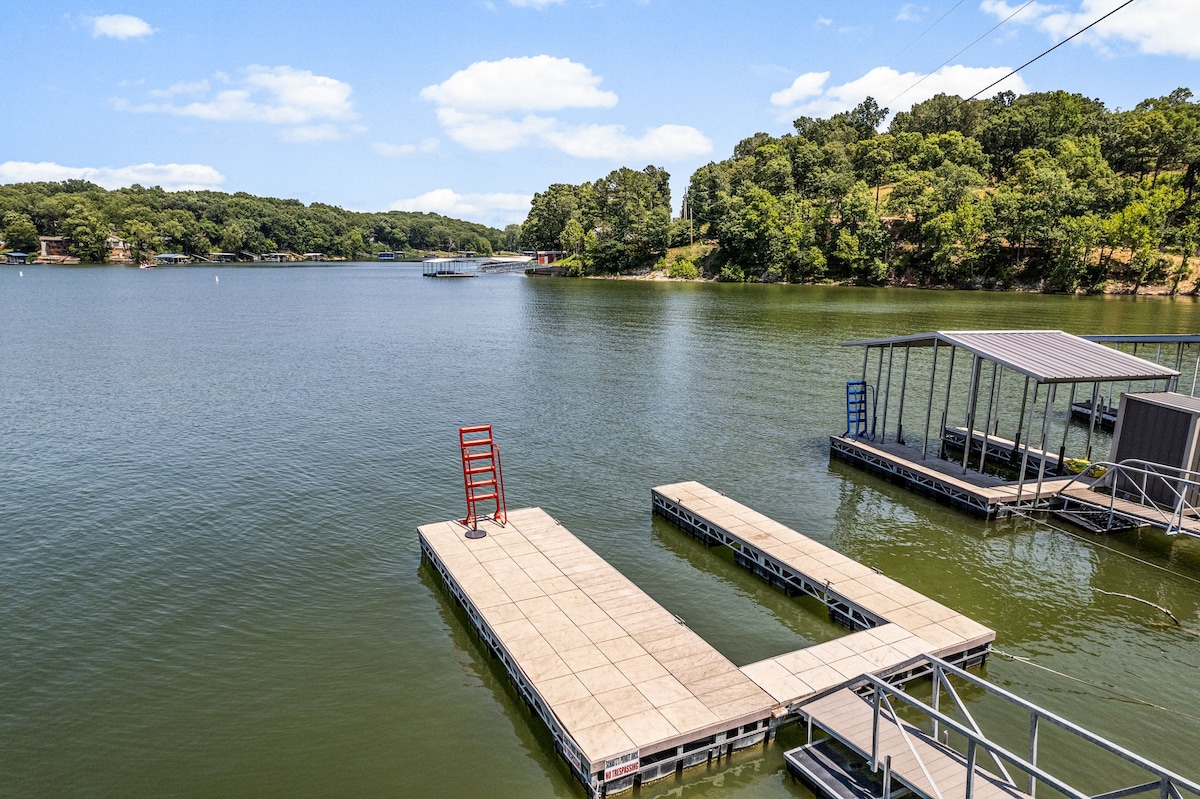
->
[[787, 654, 1199, 799], [458, 424, 507, 535], [847, 381, 875, 441]]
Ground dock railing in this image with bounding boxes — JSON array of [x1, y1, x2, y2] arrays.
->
[[1054, 459, 1200, 536], [842, 655, 1200, 799]]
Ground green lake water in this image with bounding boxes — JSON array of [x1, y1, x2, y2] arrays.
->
[[2, 264, 1198, 797]]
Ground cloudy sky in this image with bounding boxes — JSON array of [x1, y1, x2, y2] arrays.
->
[[4, 0, 1197, 226]]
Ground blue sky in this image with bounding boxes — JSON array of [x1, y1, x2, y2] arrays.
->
[[3, 1, 1197, 227]]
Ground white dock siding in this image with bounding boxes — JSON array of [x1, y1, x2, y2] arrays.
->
[[418, 507, 778, 796], [651, 481, 994, 706]]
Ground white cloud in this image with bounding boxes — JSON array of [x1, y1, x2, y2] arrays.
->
[[421, 55, 711, 161], [281, 123, 367, 143], [508, 0, 564, 6], [91, 14, 154, 39], [148, 80, 210, 99], [389, 189, 532, 225], [815, 16, 833, 25], [981, 0, 1200, 58], [116, 65, 359, 141], [543, 123, 712, 160], [372, 139, 440, 158], [772, 64, 1028, 120], [896, 3, 923, 22], [0, 161, 225, 191], [420, 55, 617, 113], [770, 72, 831, 107]]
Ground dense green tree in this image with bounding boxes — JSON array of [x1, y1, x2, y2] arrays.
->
[[2, 211, 39, 252]]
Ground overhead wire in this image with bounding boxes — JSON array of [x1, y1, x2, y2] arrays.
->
[[892, 0, 971, 60], [886, 0, 1039, 107], [956, 0, 1140, 105]]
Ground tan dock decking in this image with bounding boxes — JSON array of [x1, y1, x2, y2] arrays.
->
[[802, 688, 1029, 799], [652, 481, 994, 708], [830, 436, 1075, 518], [419, 507, 778, 795]]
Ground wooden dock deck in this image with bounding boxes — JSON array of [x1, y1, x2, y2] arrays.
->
[[652, 482, 994, 707], [830, 436, 1075, 519], [419, 507, 778, 797], [797, 688, 1029, 799]]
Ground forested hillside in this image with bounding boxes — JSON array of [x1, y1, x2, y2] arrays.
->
[[0, 182, 512, 262], [528, 89, 1200, 293]]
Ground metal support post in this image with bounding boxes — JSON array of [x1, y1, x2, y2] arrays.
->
[[882, 344, 894, 443], [1013, 377, 1030, 452], [1016, 383, 1040, 505], [962, 355, 982, 474], [979, 362, 998, 473], [897, 346, 910, 444], [1034, 384, 1056, 503], [938, 347, 957, 460], [923, 340, 939, 460], [1059, 383, 1077, 472], [1085, 383, 1099, 461]]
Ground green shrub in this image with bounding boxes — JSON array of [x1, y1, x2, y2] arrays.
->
[[667, 257, 699, 279]]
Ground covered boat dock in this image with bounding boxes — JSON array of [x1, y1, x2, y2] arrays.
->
[[832, 330, 1181, 519]]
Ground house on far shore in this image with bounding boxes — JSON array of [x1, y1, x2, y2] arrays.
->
[[528, 250, 565, 265], [5, 252, 30, 264], [35, 236, 79, 264], [107, 235, 133, 264]]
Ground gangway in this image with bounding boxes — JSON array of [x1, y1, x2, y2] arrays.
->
[[1051, 459, 1200, 538], [786, 655, 1200, 799]]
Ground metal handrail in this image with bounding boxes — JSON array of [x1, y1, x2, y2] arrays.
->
[[1053, 458, 1200, 535], [850, 656, 1200, 799]]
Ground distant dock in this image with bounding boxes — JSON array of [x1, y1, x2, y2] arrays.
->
[[420, 483, 994, 796]]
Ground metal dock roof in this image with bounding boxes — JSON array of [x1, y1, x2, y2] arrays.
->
[[842, 330, 1180, 384]]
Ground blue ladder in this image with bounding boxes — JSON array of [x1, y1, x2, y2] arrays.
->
[[845, 381, 874, 440]]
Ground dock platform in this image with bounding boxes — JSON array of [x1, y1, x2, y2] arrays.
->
[[419, 507, 778, 797]]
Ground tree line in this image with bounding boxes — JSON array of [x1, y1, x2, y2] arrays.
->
[[521, 88, 1200, 292], [0, 181, 513, 262]]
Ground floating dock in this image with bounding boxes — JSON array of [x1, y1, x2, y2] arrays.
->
[[419, 507, 779, 796], [830, 436, 1076, 519], [651, 482, 994, 681], [421, 484, 995, 795]]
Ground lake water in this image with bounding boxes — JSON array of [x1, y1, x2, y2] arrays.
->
[[3, 264, 1199, 798]]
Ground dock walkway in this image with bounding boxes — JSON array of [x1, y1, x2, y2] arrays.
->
[[797, 688, 1029, 799], [651, 482, 994, 707]]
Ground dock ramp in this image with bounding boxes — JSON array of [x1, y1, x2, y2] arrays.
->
[[787, 655, 1199, 799]]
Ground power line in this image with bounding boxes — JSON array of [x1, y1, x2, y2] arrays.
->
[[887, 0, 1038, 107], [957, 0, 1139, 106], [893, 0, 970, 60]]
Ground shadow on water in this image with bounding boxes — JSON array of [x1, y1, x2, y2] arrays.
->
[[649, 515, 850, 656]]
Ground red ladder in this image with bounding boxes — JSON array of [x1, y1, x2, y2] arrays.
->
[[459, 425, 507, 535]]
